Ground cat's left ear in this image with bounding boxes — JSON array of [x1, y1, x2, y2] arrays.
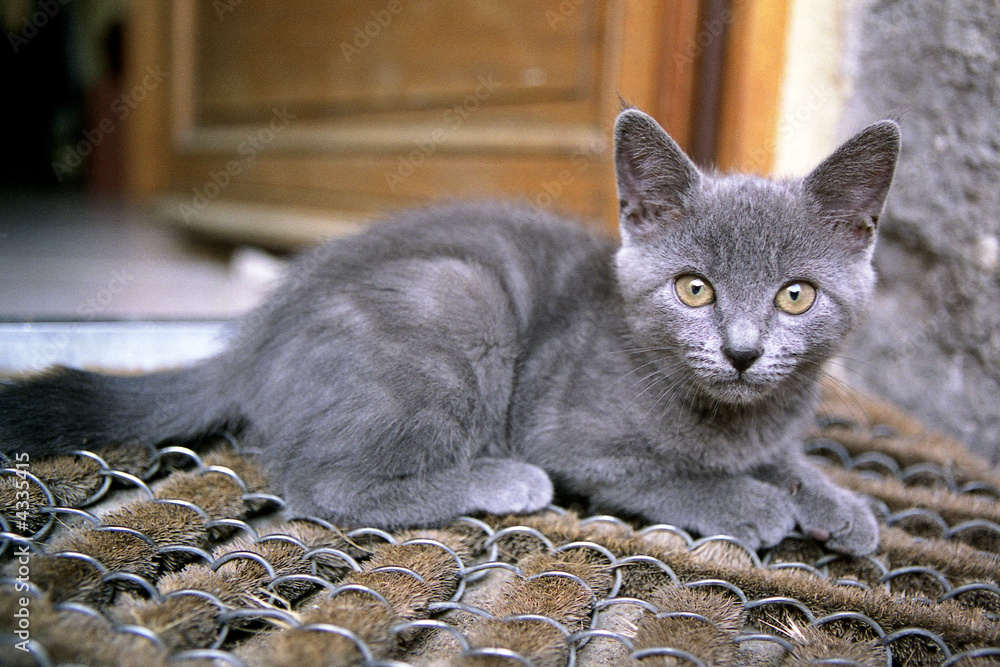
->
[[614, 109, 702, 235], [802, 120, 901, 251]]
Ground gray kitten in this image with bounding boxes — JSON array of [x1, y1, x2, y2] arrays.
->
[[0, 109, 899, 555]]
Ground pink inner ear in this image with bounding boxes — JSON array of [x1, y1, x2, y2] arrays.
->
[[852, 218, 876, 240], [616, 165, 642, 207], [823, 211, 878, 254]]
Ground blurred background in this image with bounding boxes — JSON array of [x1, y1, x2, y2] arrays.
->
[[0, 0, 823, 319], [1, 0, 999, 460]]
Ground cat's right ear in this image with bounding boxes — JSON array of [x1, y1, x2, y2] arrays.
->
[[614, 109, 701, 235], [802, 120, 900, 252]]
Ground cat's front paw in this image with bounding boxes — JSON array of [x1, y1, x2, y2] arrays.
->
[[721, 494, 797, 551], [467, 459, 553, 516], [793, 481, 879, 556], [687, 480, 797, 551]]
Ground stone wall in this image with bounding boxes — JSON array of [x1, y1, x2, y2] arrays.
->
[[840, 0, 1000, 460]]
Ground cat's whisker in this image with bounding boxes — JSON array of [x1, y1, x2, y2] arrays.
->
[[615, 357, 678, 387], [624, 369, 674, 394], [628, 357, 689, 379], [806, 369, 874, 426], [619, 366, 686, 417], [602, 345, 676, 356], [635, 373, 693, 434], [708, 397, 722, 422]]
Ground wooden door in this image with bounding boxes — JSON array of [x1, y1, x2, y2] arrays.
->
[[123, 0, 784, 248]]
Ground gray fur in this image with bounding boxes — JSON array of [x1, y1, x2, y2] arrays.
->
[[0, 110, 899, 555]]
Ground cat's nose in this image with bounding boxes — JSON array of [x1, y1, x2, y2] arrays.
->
[[724, 346, 761, 373]]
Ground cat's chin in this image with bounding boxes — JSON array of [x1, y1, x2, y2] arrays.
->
[[698, 376, 778, 407]]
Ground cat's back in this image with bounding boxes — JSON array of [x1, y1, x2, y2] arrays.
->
[[239, 202, 617, 357], [288, 202, 613, 313], [322, 201, 611, 276]]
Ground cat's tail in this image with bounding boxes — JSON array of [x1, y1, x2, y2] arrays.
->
[[0, 361, 239, 458]]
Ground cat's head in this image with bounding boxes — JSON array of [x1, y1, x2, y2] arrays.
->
[[613, 109, 899, 406]]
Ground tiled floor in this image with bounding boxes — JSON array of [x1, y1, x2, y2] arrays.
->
[[0, 193, 277, 320], [0, 192, 281, 371]]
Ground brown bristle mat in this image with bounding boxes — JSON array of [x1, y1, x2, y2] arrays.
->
[[3, 380, 1000, 666]]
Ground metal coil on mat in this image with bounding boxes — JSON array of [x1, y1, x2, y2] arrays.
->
[[2, 400, 1000, 666]]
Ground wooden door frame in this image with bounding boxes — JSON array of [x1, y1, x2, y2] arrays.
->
[[715, 0, 791, 175]]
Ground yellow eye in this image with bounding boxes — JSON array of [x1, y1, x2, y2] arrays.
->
[[775, 281, 816, 314], [675, 274, 715, 307]]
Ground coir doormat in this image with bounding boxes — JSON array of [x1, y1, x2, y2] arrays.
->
[[2, 382, 1000, 666]]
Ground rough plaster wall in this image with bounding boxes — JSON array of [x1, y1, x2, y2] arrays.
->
[[839, 0, 1000, 460]]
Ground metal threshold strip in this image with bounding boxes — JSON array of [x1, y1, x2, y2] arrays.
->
[[0, 320, 233, 373]]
